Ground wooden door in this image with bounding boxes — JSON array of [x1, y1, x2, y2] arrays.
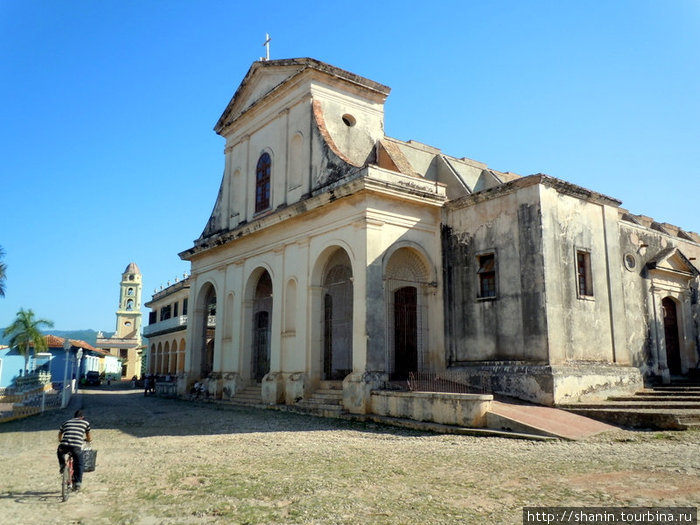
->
[[662, 297, 682, 375]]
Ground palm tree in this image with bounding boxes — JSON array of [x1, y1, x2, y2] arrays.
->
[[0, 246, 6, 297], [3, 308, 54, 374]]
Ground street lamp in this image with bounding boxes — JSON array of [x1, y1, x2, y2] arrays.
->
[[61, 339, 71, 408], [74, 348, 83, 393]]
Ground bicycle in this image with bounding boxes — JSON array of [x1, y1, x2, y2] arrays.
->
[[60, 452, 74, 502]]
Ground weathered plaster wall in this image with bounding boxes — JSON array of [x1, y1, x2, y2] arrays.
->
[[540, 186, 616, 364], [370, 391, 492, 427], [312, 86, 384, 168], [618, 220, 700, 378], [443, 182, 548, 363]]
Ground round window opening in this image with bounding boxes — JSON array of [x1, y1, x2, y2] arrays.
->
[[624, 253, 637, 272], [125, 321, 132, 327], [341, 114, 356, 127]]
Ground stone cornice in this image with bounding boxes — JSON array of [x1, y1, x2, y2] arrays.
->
[[446, 173, 622, 210], [145, 278, 191, 306], [179, 166, 445, 261]]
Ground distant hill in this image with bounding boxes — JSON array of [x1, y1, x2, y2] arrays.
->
[[0, 329, 114, 347]]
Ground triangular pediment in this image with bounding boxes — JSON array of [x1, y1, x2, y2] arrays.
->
[[214, 61, 306, 134], [214, 58, 391, 136], [646, 247, 700, 277]]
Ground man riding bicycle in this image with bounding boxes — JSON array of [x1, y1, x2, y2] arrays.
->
[[57, 409, 92, 491]]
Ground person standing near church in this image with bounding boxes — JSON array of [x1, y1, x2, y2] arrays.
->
[[57, 409, 92, 491]]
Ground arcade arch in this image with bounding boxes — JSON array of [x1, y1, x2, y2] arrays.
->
[[191, 281, 217, 378], [243, 268, 273, 382], [312, 247, 354, 381], [384, 245, 433, 379]]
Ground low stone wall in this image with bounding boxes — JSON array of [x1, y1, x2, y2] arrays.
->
[[370, 391, 493, 428], [0, 389, 62, 423], [551, 365, 644, 404], [450, 363, 644, 406]]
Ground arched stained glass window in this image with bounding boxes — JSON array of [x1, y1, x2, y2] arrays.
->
[[255, 152, 271, 213]]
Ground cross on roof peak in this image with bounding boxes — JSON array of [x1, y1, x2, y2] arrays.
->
[[260, 33, 271, 62]]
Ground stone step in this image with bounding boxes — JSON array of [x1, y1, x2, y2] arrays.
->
[[288, 404, 345, 419], [235, 393, 261, 400], [632, 390, 700, 397], [295, 387, 344, 415], [306, 402, 344, 412], [319, 381, 343, 390], [568, 401, 700, 410], [309, 390, 343, 402], [559, 380, 700, 431], [298, 397, 342, 408], [232, 386, 262, 404], [652, 385, 700, 392], [609, 394, 700, 402], [562, 407, 700, 430]]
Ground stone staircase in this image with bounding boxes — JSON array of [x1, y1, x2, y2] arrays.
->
[[558, 381, 700, 430], [294, 381, 344, 417], [231, 384, 263, 406]]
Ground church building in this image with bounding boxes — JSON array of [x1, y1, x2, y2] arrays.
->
[[177, 58, 699, 411]]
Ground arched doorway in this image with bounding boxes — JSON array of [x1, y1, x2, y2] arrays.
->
[[322, 250, 353, 380], [385, 246, 431, 380], [252, 271, 272, 381], [198, 283, 217, 378], [662, 297, 682, 375]]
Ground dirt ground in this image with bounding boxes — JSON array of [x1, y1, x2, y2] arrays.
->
[[0, 382, 698, 525]]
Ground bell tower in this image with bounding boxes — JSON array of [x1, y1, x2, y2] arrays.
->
[[115, 262, 143, 339], [96, 262, 144, 379]]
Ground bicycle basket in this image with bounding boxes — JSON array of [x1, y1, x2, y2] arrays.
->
[[82, 448, 98, 472]]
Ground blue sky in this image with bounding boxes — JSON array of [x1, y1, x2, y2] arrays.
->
[[1, 0, 698, 331]]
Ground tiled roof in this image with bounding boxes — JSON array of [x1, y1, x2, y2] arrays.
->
[[43, 335, 68, 348], [30, 335, 108, 355]]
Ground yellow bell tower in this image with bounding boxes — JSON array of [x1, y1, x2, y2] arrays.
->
[[115, 262, 143, 339], [96, 262, 144, 379]]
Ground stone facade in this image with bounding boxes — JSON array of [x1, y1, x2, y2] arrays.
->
[[175, 58, 699, 408]]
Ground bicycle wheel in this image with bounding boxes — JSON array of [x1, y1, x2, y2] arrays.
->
[[61, 456, 71, 502]]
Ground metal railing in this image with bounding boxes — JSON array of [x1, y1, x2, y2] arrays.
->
[[406, 370, 492, 395], [143, 315, 188, 336]]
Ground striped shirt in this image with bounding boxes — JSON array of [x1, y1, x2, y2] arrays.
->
[[59, 417, 91, 447]]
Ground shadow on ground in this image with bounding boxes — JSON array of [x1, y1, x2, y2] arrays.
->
[[0, 382, 426, 440], [0, 490, 58, 503]]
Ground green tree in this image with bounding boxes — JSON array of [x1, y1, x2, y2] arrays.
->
[[0, 246, 6, 297], [3, 308, 54, 374]]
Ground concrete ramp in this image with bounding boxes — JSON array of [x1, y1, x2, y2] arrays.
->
[[487, 400, 617, 440]]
